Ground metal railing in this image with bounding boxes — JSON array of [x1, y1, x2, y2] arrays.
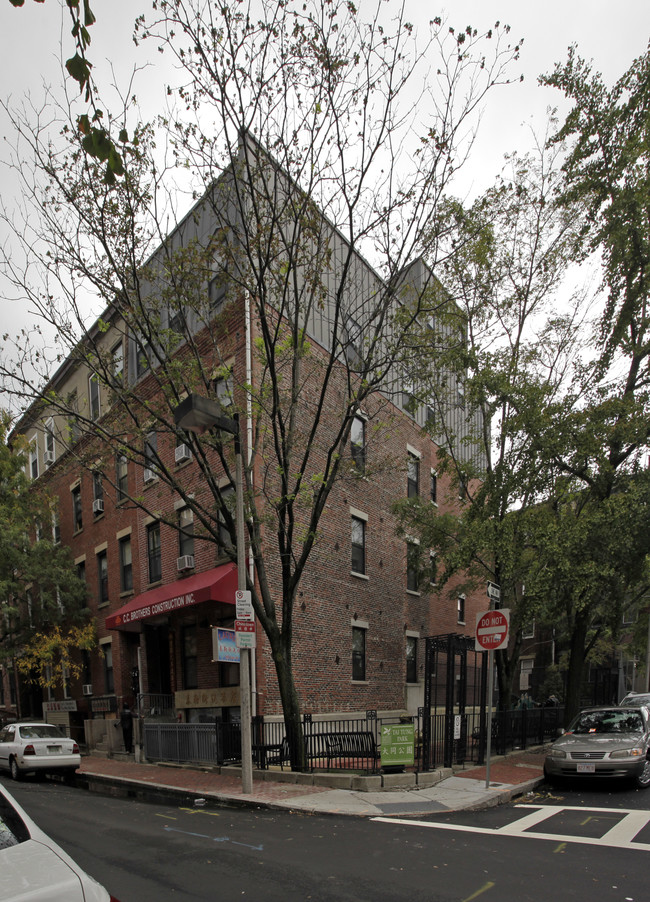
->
[[136, 693, 175, 718], [142, 706, 562, 772]]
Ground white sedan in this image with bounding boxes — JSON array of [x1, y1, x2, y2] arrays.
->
[[0, 722, 81, 781], [0, 782, 121, 901]]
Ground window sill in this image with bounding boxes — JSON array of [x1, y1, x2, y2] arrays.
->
[[406, 589, 421, 597], [351, 571, 369, 581], [147, 579, 163, 589], [97, 601, 110, 609], [457, 620, 466, 626], [119, 589, 134, 599], [73, 528, 84, 536], [350, 680, 369, 685]]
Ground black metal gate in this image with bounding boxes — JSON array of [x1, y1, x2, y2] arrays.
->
[[421, 633, 487, 769]]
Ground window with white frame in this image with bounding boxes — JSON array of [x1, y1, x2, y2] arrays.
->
[[71, 484, 83, 532], [430, 470, 438, 504], [29, 439, 39, 480], [406, 541, 420, 592], [116, 454, 128, 501], [44, 418, 55, 466], [406, 635, 418, 683], [101, 640, 114, 694], [93, 471, 104, 515], [89, 374, 101, 420], [457, 594, 466, 624], [144, 432, 158, 482], [119, 536, 133, 593], [147, 522, 162, 583], [112, 341, 124, 381], [351, 515, 366, 576], [407, 450, 420, 498], [178, 507, 195, 559], [214, 372, 233, 408], [52, 509, 61, 544], [352, 624, 367, 681], [350, 416, 366, 473]]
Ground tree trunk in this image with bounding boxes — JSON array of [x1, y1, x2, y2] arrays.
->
[[563, 616, 588, 727], [270, 637, 306, 771]]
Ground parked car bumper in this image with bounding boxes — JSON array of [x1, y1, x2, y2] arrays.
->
[[14, 753, 81, 774], [544, 754, 647, 780]]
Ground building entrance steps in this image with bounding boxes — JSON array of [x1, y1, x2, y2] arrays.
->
[[75, 746, 549, 817]]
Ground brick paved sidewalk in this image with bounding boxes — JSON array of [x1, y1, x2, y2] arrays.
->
[[78, 756, 330, 805], [455, 747, 547, 785]]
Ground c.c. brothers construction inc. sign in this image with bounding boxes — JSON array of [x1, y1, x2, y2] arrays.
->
[[118, 591, 198, 625]]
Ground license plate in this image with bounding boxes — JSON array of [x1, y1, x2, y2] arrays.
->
[[577, 763, 595, 773], [47, 745, 62, 754]]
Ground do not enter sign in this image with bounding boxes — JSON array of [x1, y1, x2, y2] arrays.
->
[[475, 608, 510, 652]]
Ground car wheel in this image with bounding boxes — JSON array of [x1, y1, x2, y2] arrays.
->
[[9, 757, 21, 782], [543, 764, 562, 787], [635, 758, 650, 789]]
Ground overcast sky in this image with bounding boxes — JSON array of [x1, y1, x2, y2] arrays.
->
[[1, 0, 649, 365]]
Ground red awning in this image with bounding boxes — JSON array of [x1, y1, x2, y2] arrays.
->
[[105, 563, 238, 630]]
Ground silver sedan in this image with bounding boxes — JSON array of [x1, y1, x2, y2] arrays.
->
[[0, 722, 81, 781], [544, 706, 650, 788]]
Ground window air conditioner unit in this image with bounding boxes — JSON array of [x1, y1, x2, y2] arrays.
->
[[177, 554, 195, 572], [82, 684, 93, 696], [92, 499, 104, 514], [175, 443, 192, 464], [143, 468, 155, 483], [44, 450, 55, 466]]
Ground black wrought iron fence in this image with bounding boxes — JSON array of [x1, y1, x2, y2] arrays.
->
[[143, 706, 561, 772]]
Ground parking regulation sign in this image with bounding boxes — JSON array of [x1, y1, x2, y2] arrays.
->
[[475, 608, 510, 652]]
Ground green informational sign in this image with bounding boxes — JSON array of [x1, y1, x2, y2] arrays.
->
[[380, 723, 415, 767]]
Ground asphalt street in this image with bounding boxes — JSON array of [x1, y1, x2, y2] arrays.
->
[[3, 774, 649, 902]]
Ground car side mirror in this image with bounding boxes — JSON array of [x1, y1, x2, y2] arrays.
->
[[557, 728, 565, 737]]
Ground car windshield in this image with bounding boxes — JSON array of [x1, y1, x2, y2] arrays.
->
[[622, 695, 650, 707], [570, 710, 643, 735], [17, 726, 63, 740]]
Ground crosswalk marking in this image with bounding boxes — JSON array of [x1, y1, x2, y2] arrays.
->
[[372, 804, 650, 852]]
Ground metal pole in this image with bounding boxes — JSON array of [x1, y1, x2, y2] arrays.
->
[[234, 416, 253, 794], [485, 648, 494, 790]]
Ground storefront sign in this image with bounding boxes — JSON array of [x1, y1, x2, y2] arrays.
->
[[380, 723, 415, 768], [175, 687, 241, 709], [42, 699, 77, 713], [213, 628, 240, 663], [90, 696, 117, 713], [117, 591, 200, 625]]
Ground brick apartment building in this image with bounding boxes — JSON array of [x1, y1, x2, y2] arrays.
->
[[2, 135, 486, 742]]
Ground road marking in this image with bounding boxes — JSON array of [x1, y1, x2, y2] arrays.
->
[[372, 805, 650, 852], [461, 881, 495, 901], [163, 826, 264, 850], [554, 842, 567, 853], [179, 807, 222, 818]]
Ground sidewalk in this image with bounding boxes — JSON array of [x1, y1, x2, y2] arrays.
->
[[77, 747, 548, 817]]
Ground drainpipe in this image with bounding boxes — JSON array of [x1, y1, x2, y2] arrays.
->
[[244, 289, 257, 716]]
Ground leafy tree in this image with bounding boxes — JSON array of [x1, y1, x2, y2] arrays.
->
[[8, 0, 127, 183], [0, 411, 90, 715], [531, 45, 650, 720], [393, 136, 588, 707], [0, 0, 522, 767]]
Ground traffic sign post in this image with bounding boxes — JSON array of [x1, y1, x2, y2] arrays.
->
[[475, 608, 510, 652], [487, 581, 501, 603], [476, 607, 510, 789], [235, 619, 256, 649], [235, 589, 254, 621]]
